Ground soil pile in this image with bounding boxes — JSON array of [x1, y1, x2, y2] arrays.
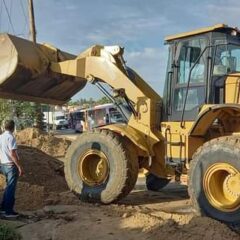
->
[[0, 145, 69, 210], [16, 128, 71, 158], [147, 215, 239, 240], [105, 205, 239, 240], [15, 204, 240, 240], [17, 146, 68, 193], [0, 129, 238, 239]]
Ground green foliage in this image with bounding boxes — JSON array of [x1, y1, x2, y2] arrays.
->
[[0, 224, 22, 240], [33, 103, 44, 130], [98, 96, 111, 105], [0, 99, 12, 127], [0, 99, 38, 129], [14, 101, 35, 121]]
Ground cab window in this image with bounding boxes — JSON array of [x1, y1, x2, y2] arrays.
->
[[177, 38, 206, 84], [213, 44, 240, 76], [172, 37, 207, 120]]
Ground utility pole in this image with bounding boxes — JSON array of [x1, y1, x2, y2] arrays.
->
[[28, 0, 43, 130], [28, 0, 36, 43]]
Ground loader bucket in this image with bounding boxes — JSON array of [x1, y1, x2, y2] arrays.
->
[[0, 33, 87, 105]]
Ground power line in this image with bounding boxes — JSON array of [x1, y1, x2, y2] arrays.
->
[[0, 0, 3, 31], [2, 0, 15, 34], [9, 0, 14, 33], [10, 0, 13, 18], [20, 0, 28, 36], [20, 0, 28, 23]]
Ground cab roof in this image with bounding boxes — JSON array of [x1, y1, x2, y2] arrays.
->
[[165, 24, 240, 42]]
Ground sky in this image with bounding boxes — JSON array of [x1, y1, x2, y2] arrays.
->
[[1, 0, 240, 100]]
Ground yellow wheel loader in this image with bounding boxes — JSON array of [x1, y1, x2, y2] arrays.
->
[[0, 24, 239, 224]]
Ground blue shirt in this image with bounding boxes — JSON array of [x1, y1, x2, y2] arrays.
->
[[0, 131, 18, 164]]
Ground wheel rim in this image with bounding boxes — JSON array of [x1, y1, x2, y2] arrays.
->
[[203, 163, 240, 212], [78, 149, 109, 186]]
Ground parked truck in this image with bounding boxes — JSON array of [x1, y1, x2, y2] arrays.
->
[[0, 24, 239, 224], [43, 111, 68, 130]]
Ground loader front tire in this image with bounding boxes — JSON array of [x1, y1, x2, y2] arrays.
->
[[65, 130, 138, 204], [188, 136, 240, 223]]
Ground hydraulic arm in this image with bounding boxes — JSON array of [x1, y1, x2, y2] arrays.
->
[[0, 33, 162, 142]]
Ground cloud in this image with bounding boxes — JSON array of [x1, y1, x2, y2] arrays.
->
[[125, 47, 168, 95], [206, 3, 240, 25], [72, 47, 168, 100], [84, 11, 171, 46], [4, 0, 240, 102]]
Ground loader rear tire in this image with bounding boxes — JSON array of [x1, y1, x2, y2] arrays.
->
[[188, 136, 240, 223], [64, 130, 138, 204], [146, 173, 170, 191]]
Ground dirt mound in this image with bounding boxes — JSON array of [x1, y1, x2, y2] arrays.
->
[[0, 128, 73, 211], [16, 128, 71, 158], [0, 145, 69, 210], [148, 216, 239, 240], [16, 182, 46, 211], [15, 203, 239, 240], [111, 205, 239, 239], [18, 146, 68, 193], [121, 212, 161, 231]]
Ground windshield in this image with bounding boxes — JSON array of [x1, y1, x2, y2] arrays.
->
[[213, 44, 240, 76], [109, 109, 124, 123], [55, 116, 65, 120], [73, 112, 84, 120]]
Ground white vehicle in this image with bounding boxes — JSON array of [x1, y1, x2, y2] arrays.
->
[[70, 109, 85, 132], [43, 111, 68, 130], [75, 120, 83, 133], [86, 103, 125, 130]]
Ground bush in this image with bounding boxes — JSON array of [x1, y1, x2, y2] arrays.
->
[[0, 224, 21, 240]]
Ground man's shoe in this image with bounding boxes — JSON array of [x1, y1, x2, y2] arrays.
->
[[4, 211, 19, 219]]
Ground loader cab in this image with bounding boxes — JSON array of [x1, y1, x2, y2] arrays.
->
[[162, 24, 240, 122]]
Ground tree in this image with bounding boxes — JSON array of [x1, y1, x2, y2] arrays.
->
[[0, 99, 37, 130], [34, 104, 44, 130], [15, 101, 36, 129], [97, 96, 111, 105], [67, 96, 112, 109], [0, 99, 11, 128]]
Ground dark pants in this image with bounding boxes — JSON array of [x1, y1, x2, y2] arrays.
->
[[1, 165, 18, 214]]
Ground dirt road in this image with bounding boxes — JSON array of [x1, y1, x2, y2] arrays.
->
[[0, 129, 238, 240], [2, 183, 238, 240]]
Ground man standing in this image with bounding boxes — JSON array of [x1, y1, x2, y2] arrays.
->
[[0, 120, 23, 218]]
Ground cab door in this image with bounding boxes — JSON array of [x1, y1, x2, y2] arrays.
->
[[163, 37, 209, 162]]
